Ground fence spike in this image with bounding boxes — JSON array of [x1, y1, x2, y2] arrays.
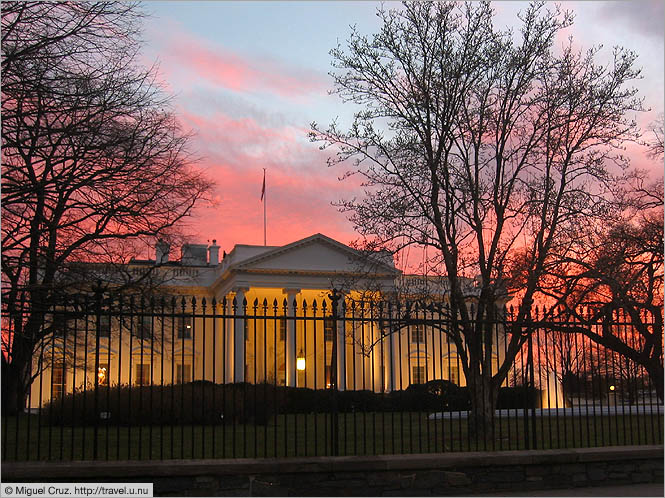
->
[[303, 299, 309, 311]]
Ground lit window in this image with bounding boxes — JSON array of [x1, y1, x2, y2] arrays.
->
[[324, 318, 334, 342], [52, 364, 65, 399], [278, 317, 286, 341]]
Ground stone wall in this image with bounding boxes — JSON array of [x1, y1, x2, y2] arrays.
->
[[3, 445, 663, 496]]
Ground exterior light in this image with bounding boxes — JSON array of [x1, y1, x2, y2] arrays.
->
[[609, 385, 615, 392], [98, 367, 107, 384], [296, 349, 306, 371]]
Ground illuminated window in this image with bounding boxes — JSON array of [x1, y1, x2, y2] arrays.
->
[[448, 365, 459, 385], [324, 318, 334, 342], [325, 365, 332, 388], [98, 363, 109, 386], [52, 364, 65, 399], [278, 317, 286, 341], [411, 324, 425, 343], [175, 364, 191, 384], [135, 363, 150, 385], [412, 365, 425, 384], [177, 315, 192, 339]]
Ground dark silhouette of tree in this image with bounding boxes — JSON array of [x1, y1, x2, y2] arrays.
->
[[311, 1, 643, 435], [1, 2, 212, 414], [540, 174, 663, 401]]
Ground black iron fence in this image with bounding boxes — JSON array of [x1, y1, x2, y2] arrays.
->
[[2, 291, 662, 461]]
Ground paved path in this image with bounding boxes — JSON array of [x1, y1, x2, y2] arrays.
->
[[478, 482, 664, 496]]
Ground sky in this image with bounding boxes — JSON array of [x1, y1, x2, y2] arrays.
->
[[140, 1, 664, 256]]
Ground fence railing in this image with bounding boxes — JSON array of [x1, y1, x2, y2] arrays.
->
[[1, 291, 662, 461]]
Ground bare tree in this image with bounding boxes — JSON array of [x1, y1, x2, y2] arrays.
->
[[540, 174, 663, 400], [1, 2, 213, 414], [311, 1, 642, 433]]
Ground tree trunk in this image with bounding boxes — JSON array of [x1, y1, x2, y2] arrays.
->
[[468, 374, 497, 447], [645, 360, 664, 402], [1, 355, 31, 415]]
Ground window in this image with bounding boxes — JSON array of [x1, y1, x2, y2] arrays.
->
[[411, 324, 425, 344], [135, 363, 150, 385], [324, 318, 334, 342], [99, 315, 111, 338], [177, 315, 192, 339], [278, 317, 286, 341], [448, 365, 459, 385], [133, 316, 152, 339], [325, 365, 332, 388], [98, 363, 109, 386], [52, 364, 65, 399], [412, 365, 425, 384], [175, 364, 191, 384]]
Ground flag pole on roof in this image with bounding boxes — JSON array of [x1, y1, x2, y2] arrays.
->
[[261, 168, 266, 246]]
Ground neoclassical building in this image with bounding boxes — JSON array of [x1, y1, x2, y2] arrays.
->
[[30, 233, 539, 408]]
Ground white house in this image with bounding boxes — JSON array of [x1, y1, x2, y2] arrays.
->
[[30, 233, 560, 409]]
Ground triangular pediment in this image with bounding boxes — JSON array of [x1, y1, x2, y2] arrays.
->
[[233, 234, 397, 275]]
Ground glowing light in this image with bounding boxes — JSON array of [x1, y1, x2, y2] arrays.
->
[[98, 367, 107, 384], [296, 349, 306, 371], [609, 385, 616, 391]]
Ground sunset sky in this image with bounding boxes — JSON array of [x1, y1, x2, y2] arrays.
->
[[141, 1, 664, 256]]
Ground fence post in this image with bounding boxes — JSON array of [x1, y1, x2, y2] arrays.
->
[[527, 323, 537, 449], [92, 279, 104, 460], [329, 288, 342, 456]]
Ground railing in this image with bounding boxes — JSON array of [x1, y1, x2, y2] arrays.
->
[[1, 291, 662, 461]]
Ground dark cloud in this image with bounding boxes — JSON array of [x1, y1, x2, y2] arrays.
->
[[598, 0, 664, 40]]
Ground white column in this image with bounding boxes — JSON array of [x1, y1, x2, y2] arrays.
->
[[390, 331, 400, 391], [233, 287, 248, 383], [283, 288, 300, 387], [336, 318, 346, 391], [224, 294, 235, 383]]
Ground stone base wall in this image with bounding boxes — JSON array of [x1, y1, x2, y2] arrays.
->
[[3, 446, 663, 496]]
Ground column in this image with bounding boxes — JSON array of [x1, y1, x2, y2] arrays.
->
[[233, 287, 249, 383], [283, 288, 300, 387], [390, 331, 400, 391], [224, 293, 235, 383], [336, 318, 346, 391]]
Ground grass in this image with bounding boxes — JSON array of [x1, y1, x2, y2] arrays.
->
[[2, 411, 662, 462]]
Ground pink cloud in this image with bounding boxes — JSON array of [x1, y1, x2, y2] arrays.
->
[[172, 108, 359, 249], [157, 27, 327, 99]]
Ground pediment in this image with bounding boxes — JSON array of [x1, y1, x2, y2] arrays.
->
[[234, 234, 397, 275]]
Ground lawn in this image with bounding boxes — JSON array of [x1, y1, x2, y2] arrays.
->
[[2, 411, 662, 461]]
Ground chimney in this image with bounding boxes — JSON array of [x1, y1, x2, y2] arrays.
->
[[155, 239, 170, 264], [208, 239, 220, 266]]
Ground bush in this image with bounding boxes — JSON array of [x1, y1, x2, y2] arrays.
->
[[496, 386, 540, 410], [43, 381, 534, 426], [44, 382, 284, 426]]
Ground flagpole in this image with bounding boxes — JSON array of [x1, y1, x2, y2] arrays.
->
[[263, 168, 267, 246]]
